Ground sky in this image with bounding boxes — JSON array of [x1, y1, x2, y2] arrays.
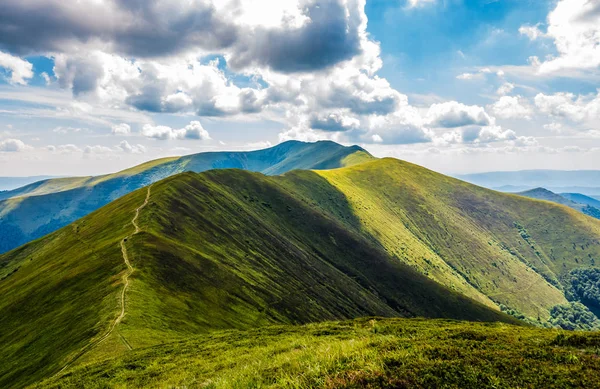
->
[[0, 0, 599, 176]]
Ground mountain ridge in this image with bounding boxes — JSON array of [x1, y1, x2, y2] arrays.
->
[[1, 163, 517, 388], [0, 140, 373, 254]]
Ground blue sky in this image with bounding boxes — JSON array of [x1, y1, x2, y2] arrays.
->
[[0, 0, 599, 176]]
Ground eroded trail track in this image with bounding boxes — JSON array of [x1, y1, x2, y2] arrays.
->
[[55, 186, 151, 375]]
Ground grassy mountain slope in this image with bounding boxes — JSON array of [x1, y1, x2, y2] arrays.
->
[[0, 141, 373, 254], [36, 318, 600, 389], [280, 159, 600, 320], [0, 168, 515, 389], [519, 188, 600, 220]]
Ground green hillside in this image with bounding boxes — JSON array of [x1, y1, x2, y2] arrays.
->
[[282, 159, 600, 320], [5, 157, 600, 387], [35, 318, 600, 389], [0, 166, 514, 389], [0, 141, 373, 254]]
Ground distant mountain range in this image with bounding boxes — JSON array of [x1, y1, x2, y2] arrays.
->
[[0, 141, 372, 254], [456, 170, 600, 196]]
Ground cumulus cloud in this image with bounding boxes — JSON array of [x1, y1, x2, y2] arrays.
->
[[522, 0, 600, 73], [116, 140, 145, 154], [0, 138, 30, 152], [111, 123, 131, 135], [142, 121, 211, 141], [489, 96, 533, 119], [426, 102, 493, 128], [534, 91, 600, 123], [0, 51, 33, 84]]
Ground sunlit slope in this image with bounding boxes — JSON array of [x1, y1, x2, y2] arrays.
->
[[0, 141, 373, 253], [35, 318, 600, 389], [280, 158, 600, 319], [0, 168, 514, 389]]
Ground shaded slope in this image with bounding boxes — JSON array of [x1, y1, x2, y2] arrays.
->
[[0, 141, 373, 253], [279, 159, 600, 320], [0, 168, 514, 389]]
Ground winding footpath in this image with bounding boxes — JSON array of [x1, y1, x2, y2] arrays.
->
[[54, 186, 151, 376]]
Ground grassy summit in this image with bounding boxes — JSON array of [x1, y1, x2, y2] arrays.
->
[[3, 156, 600, 387]]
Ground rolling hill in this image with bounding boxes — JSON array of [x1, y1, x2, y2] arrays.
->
[[0, 140, 373, 254], [518, 188, 600, 220], [4, 156, 600, 386]]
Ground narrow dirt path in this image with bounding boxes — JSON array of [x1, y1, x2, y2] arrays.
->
[[54, 186, 151, 376]]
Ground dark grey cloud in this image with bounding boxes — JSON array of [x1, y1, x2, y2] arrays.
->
[[228, 1, 361, 72], [0, 0, 235, 57], [0, 0, 363, 74]]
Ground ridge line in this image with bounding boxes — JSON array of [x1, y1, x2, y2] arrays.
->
[[53, 186, 151, 377]]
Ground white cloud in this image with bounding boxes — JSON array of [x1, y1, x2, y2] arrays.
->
[[142, 121, 211, 141], [519, 24, 545, 40], [489, 96, 533, 119], [0, 138, 31, 152], [52, 144, 83, 154], [41, 72, 51, 85], [543, 122, 564, 133], [0, 51, 33, 85], [456, 67, 505, 82], [496, 82, 515, 96], [52, 126, 84, 135], [456, 72, 481, 81], [426, 101, 493, 128], [525, 0, 600, 73], [84, 145, 113, 154], [534, 91, 600, 123], [407, 0, 436, 8], [111, 123, 131, 135], [115, 140, 145, 154]]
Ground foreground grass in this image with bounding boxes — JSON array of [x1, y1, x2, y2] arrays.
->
[[37, 318, 600, 388]]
